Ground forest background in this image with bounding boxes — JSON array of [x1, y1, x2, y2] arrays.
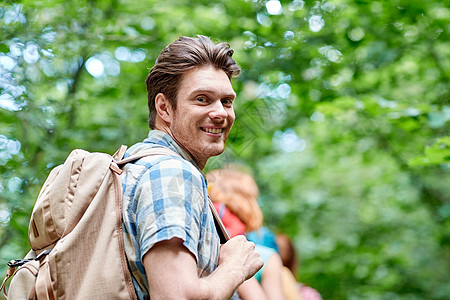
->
[[0, 0, 449, 299]]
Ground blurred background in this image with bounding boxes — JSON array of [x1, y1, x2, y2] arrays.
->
[[0, 0, 449, 299]]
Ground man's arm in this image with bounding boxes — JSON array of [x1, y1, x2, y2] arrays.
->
[[143, 235, 263, 300]]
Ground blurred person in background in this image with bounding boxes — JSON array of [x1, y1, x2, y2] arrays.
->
[[207, 167, 286, 300], [246, 225, 323, 300], [276, 234, 322, 300]]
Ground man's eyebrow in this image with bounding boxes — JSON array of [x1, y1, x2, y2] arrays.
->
[[189, 88, 236, 98]]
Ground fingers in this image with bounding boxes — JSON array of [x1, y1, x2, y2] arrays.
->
[[220, 235, 264, 281], [246, 246, 264, 280]]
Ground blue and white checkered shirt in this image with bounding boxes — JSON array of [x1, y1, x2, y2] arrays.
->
[[122, 130, 221, 299]]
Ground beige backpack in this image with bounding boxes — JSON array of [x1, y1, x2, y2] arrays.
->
[[1, 145, 228, 299]]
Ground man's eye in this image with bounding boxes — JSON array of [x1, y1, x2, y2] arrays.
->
[[222, 98, 233, 106], [197, 96, 208, 103]]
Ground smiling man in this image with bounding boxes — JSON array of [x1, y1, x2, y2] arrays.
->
[[155, 65, 236, 169], [121, 36, 263, 299]]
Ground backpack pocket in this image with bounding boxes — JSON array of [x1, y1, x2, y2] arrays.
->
[[6, 259, 39, 300]]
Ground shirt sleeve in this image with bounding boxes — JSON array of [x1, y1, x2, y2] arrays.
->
[[133, 157, 206, 262]]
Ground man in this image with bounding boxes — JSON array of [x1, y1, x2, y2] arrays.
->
[[121, 35, 264, 299]]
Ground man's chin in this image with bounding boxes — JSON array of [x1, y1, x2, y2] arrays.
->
[[204, 146, 225, 159]]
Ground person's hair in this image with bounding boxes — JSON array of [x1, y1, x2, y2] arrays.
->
[[206, 167, 263, 233], [145, 35, 241, 129], [275, 233, 299, 278]]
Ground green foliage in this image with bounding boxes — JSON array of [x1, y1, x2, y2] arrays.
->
[[1, 0, 449, 299], [410, 137, 450, 166]]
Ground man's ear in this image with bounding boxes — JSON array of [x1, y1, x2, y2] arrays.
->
[[155, 93, 173, 124]]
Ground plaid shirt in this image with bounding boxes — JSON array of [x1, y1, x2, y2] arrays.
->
[[122, 130, 220, 299]]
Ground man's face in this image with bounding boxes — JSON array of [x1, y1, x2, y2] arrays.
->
[[168, 65, 236, 168]]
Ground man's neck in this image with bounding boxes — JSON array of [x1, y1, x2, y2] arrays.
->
[[152, 125, 206, 170]]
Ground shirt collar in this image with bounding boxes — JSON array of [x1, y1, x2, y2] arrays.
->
[[143, 130, 203, 172]]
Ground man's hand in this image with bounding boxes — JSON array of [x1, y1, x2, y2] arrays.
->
[[143, 236, 263, 300], [218, 235, 264, 282]]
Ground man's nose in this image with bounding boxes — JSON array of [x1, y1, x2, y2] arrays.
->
[[209, 100, 227, 120]]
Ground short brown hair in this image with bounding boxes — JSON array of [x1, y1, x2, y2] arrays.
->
[[206, 167, 263, 233], [145, 35, 241, 129]]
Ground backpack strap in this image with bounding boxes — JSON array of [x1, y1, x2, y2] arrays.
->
[[115, 147, 180, 166], [113, 145, 128, 161], [113, 145, 230, 244], [208, 197, 230, 243], [0, 265, 15, 298]]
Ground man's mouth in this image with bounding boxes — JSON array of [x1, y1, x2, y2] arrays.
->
[[201, 127, 224, 134]]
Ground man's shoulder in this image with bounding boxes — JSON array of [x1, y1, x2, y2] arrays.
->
[[149, 154, 203, 178]]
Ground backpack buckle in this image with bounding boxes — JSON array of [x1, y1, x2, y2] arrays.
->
[[110, 162, 123, 175]]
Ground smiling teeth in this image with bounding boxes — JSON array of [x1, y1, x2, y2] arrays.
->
[[204, 128, 223, 134]]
